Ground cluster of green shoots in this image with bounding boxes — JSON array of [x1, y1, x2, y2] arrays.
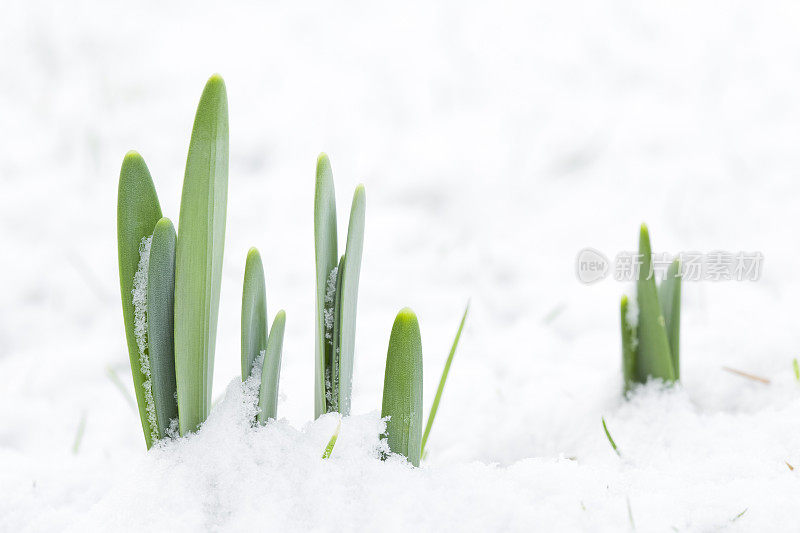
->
[[117, 75, 467, 466], [619, 224, 682, 393]]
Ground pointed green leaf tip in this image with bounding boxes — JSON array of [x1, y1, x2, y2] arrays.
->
[[634, 224, 675, 383], [242, 247, 268, 381], [258, 310, 286, 423], [174, 74, 229, 435], [381, 308, 423, 467], [147, 217, 178, 440], [117, 150, 162, 448]]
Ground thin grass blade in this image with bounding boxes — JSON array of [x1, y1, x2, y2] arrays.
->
[[658, 258, 682, 379], [258, 310, 286, 424], [322, 418, 342, 459], [314, 153, 338, 419], [620, 295, 636, 391], [381, 308, 423, 467], [117, 150, 162, 448], [420, 301, 468, 457], [336, 185, 366, 416], [147, 217, 178, 439], [242, 247, 268, 381], [602, 417, 620, 456], [635, 224, 675, 382], [174, 74, 229, 435]]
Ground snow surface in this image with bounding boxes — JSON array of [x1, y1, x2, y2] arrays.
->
[[4, 0, 800, 531]]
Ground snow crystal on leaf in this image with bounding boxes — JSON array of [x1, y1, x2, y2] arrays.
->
[[132, 234, 158, 444]]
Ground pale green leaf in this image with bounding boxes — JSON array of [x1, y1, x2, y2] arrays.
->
[[381, 308, 423, 467], [658, 259, 681, 379], [175, 74, 229, 435], [242, 247, 268, 381], [620, 294, 636, 391], [336, 185, 366, 416], [258, 310, 286, 424], [634, 224, 675, 382], [314, 153, 338, 419]]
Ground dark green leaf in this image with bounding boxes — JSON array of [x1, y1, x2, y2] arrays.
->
[[117, 150, 162, 448], [147, 217, 178, 439]]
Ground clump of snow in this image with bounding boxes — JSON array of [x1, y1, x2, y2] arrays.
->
[[131, 234, 158, 444], [323, 265, 338, 342]]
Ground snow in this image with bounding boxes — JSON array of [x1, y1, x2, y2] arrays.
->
[[323, 265, 338, 341], [132, 234, 158, 444], [4, 0, 800, 531]]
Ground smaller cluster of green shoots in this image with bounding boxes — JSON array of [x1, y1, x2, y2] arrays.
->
[[620, 224, 682, 393], [313, 156, 468, 465]]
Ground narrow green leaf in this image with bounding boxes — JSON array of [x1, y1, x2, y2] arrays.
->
[[314, 153, 338, 419], [658, 259, 682, 379], [381, 308, 423, 467], [117, 150, 162, 448], [635, 224, 675, 383], [147, 217, 178, 439], [242, 247, 268, 381], [258, 310, 286, 424], [620, 295, 636, 391], [602, 417, 620, 456], [337, 185, 366, 416], [72, 412, 87, 455], [421, 301, 469, 457], [175, 74, 229, 435], [793, 358, 800, 382], [329, 255, 345, 413], [322, 418, 342, 459]]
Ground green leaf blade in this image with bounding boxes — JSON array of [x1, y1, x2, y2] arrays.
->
[[174, 74, 229, 435], [421, 301, 468, 457], [381, 308, 423, 467], [337, 185, 366, 416], [314, 153, 338, 419], [658, 259, 682, 380], [147, 217, 178, 439], [242, 247, 268, 381], [117, 151, 162, 448], [635, 224, 675, 383], [620, 295, 636, 391], [258, 311, 286, 424]]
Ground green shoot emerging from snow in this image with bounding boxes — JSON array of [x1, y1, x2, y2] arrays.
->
[[117, 74, 228, 447], [620, 224, 681, 393], [322, 418, 342, 459], [314, 154, 366, 418], [421, 302, 469, 457], [381, 308, 424, 466], [602, 417, 620, 456]]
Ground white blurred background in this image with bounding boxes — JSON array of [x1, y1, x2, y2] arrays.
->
[[4, 0, 800, 528]]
